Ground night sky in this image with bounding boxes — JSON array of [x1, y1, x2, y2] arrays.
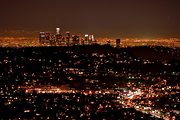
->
[[0, 0, 180, 38]]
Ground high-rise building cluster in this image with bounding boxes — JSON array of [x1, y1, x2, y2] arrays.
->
[[39, 28, 97, 46]]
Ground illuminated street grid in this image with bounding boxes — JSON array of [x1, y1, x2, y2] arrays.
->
[[0, 45, 179, 119], [22, 78, 179, 120]]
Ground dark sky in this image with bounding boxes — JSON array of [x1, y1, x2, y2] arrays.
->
[[0, 0, 180, 38]]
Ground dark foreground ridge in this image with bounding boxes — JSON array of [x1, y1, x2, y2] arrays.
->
[[0, 45, 179, 119]]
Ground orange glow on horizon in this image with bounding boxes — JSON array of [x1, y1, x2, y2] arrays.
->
[[0, 37, 180, 48]]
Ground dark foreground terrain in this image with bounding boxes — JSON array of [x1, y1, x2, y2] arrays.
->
[[0, 45, 179, 119]]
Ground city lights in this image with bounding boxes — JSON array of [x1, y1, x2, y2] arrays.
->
[[1, 0, 180, 119]]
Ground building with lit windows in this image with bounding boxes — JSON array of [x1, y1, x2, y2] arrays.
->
[[84, 34, 89, 45], [39, 32, 46, 43], [72, 35, 80, 45], [66, 31, 70, 46]]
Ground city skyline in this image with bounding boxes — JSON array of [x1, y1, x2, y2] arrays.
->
[[0, 0, 180, 38], [0, 1, 180, 119]]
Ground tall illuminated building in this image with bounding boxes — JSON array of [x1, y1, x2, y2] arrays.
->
[[56, 28, 62, 45], [88, 35, 93, 45], [72, 35, 80, 45], [84, 34, 89, 45], [66, 31, 70, 46], [116, 39, 121, 48], [89, 35, 96, 45], [45, 32, 50, 41], [39, 32, 46, 43], [91, 35, 97, 44], [56, 28, 60, 35], [50, 35, 56, 45], [56, 34, 62, 44]]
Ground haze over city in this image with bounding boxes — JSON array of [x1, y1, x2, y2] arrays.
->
[[0, 0, 180, 38]]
